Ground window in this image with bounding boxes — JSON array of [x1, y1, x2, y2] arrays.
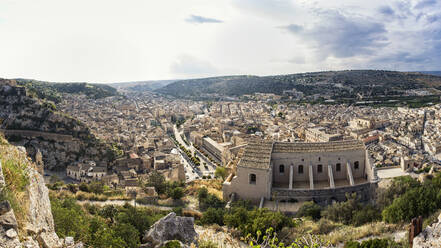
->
[[301, 158, 304, 161], [249, 174, 256, 184], [318, 164, 323, 173], [336, 163, 341, 172], [318, 157, 321, 161], [298, 165, 304, 174], [354, 161, 359, 170], [279, 164, 285, 174]]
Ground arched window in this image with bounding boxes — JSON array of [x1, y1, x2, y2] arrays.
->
[[318, 157, 321, 161], [279, 164, 285, 174], [336, 163, 341, 172], [354, 161, 359, 170], [249, 174, 256, 184], [298, 165, 304, 174], [317, 164, 323, 173]]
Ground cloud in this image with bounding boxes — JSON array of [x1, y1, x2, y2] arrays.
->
[[378, 6, 395, 16], [185, 15, 223, 24], [415, 0, 437, 9], [170, 55, 218, 77], [281, 11, 388, 59], [232, 0, 298, 20]]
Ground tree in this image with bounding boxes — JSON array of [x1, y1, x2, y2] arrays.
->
[[215, 167, 227, 180], [99, 205, 118, 223], [169, 187, 184, 200], [146, 171, 167, 194]]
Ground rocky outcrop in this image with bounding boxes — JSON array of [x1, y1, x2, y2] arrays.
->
[[142, 212, 198, 248], [0, 79, 112, 170], [413, 213, 441, 248], [0, 139, 69, 247]]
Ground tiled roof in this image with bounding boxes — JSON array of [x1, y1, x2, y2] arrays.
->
[[238, 140, 365, 169]]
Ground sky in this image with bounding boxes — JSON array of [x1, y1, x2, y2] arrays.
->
[[0, 0, 440, 83]]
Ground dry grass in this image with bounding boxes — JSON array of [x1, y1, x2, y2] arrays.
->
[[186, 179, 223, 199], [281, 218, 405, 246]]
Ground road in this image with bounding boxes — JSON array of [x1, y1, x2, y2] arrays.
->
[[173, 125, 217, 179]]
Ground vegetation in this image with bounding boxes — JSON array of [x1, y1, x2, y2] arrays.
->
[[145, 171, 185, 200], [156, 70, 441, 100], [381, 174, 441, 223], [51, 196, 167, 248], [16, 79, 119, 103], [344, 238, 403, 248], [296, 201, 322, 221], [214, 167, 227, 180], [322, 194, 381, 226]]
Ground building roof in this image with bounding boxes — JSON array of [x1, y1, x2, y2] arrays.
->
[[238, 139, 365, 169], [237, 141, 273, 170], [272, 140, 365, 153]]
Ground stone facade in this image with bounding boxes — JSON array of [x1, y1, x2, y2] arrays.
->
[[223, 140, 378, 205]]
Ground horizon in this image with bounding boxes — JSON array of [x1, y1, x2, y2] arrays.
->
[[1, 0, 441, 83], [8, 69, 441, 85]]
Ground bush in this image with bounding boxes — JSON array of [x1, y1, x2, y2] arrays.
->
[[382, 183, 440, 223], [224, 207, 293, 239], [168, 187, 184, 200], [199, 207, 224, 225], [344, 238, 402, 248], [296, 201, 322, 220]]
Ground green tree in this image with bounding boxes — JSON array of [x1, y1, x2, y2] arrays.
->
[[146, 171, 167, 194], [214, 167, 227, 180], [168, 187, 184, 200]]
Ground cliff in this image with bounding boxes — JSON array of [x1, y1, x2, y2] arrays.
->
[[0, 135, 65, 247], [413, 213, 441, 248], [0, 79, 115, 170]]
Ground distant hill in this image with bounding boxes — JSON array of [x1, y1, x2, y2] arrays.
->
[[110, 80, 177, 92], [418, 71, 441, 77], [14, 79, 118, 103], [155, 70, 441, 99]]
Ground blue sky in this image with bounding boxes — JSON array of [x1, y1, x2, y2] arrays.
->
[[0, 0, 440, 82]]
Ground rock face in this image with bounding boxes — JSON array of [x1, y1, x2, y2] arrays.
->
[[413, 213, 441, 248], [142, 212, 198, 248], [0, 143, 63, 247]]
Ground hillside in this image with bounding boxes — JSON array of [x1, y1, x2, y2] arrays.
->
[[0, 79, 118, 170], [110, 80, 177, 92], [155, 70, 441, 99], [15, 79, 118, 103]]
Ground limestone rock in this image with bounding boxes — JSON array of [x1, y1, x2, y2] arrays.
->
[[142, 212, 198, 248], [5, 228, 17, 238], [413, 213, 441, 248], [65, 236, 75, 246]]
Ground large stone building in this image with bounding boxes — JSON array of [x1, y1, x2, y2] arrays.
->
[[304, 127, 343, 142], [223, 140, 378, 205]]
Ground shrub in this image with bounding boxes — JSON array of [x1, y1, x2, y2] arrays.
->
[[344, 238, 401, 248], [199, 207, 224, 225], [296, 201, 322, 220], [168, 187, 184, 200], [146, 171, 167, 194], [224, 207, 293, 239], [199, 240, 218, 248]]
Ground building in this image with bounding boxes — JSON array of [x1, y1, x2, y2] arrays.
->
[[223, 140, 378, 206], [305, 127, 343, 143], [201, 136, 231, 166]]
